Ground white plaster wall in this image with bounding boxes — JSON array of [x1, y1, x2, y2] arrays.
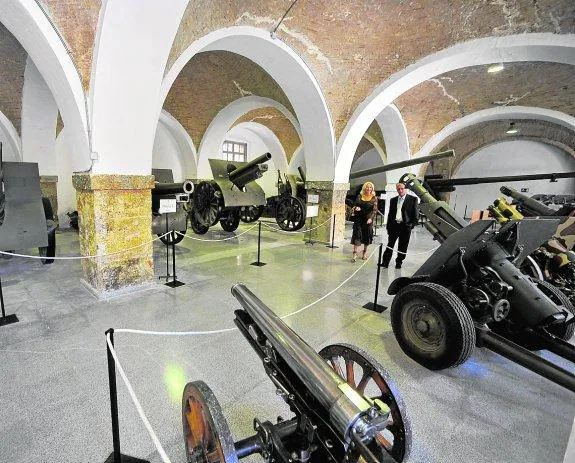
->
[[53, 127, 76, 226], [350, 148, 387, 190], [21, 58, 58, 174], [452, 140, 575, 217], [0, 126, 18, 161], [152, 122, 185, 181]]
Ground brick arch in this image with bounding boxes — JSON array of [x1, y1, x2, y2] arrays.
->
[[161, 26, 335, 181], [335, 33, 575, 183]]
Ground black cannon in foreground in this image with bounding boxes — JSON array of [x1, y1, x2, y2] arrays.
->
[[182, 284, 411, 462], [151, 168, 194, 245], [191, 153, 272, 234], [387, 173, 575, 392]]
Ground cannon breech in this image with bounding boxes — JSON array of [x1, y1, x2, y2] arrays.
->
[[500, 185, 557, 216]]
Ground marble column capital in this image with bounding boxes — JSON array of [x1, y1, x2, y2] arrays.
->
[[73, 173, 155, 192]]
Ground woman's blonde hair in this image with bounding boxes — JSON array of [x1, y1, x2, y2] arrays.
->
[[360, 181, 375, 196]]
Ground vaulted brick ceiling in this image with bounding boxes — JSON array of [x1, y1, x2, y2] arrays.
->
[[163, 50, 295, 148], [395, 62, 575, 154], [232, 107, 301, 161], [0, 22, 26, 134]]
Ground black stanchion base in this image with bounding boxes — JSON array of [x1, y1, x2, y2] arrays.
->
[[0, 314, 19, 326], [104, 452, 150, 463], [165, 280, 185, 288], [250, 262, 267, 267], [362, 302, 387, 313]]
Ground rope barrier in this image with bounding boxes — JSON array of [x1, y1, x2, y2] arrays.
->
[[261, 215, 333, 234], [383, 244, 439, 256], [114, 327, 237, 336], [0, 232, 171, 261], [174, 223, 258, 242], [106, 333, 172, 463]]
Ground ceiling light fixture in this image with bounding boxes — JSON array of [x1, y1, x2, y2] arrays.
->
[[487, 63, 505, 73], [506, 122, 518, 134]]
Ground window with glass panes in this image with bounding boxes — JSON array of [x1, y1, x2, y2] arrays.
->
[[222, 140, 247, 162]]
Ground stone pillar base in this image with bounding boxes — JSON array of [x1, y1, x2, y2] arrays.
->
[[40, 175, 59, 227], [304, 181, 349, 244], [73, 174, 155, 297]]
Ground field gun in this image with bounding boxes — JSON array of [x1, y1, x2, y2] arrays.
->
[[190, 153, 272, 234], [150, 168, 194, 245], [182, 284, 411, 462], [386, 172, 575, 392]]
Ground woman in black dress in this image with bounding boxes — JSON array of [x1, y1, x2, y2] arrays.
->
[[350, 181, 378, 262]]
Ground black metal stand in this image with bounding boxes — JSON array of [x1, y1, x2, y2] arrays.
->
[[0, 274, 18, 327], [305, 217, 315, 245], [104, 329, 150, 463], [326, 214, 339, 249], [251, 221, 266, 267], [158, 214, 171, 282], [165, 230, 185, 288], [363, 243, 387, 313]]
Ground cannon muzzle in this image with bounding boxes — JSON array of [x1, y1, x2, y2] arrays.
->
[[231, 283, 389, 442], [349, 149, 455, 180], [152, 180, 194, 196], [297, 165, 306, 183], [500, 186, 556, 216], [228, 152, 272, 189]]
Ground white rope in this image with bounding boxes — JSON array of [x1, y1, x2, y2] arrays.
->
[[114, 327, 238, 336], [261, 215, 333, 234], [0, 232, 171, 261], [384, 244, 439, 256], [174, 223, 258, 242], [106, 333, 172, 463]]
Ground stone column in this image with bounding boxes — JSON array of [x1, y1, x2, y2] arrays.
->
[[304, 181, 349, 244], [72, 174, 155, 299], [40, 175, 59, 227]]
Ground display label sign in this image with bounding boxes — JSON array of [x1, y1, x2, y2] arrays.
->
[[307, 205, 319, 218], [307, 194, 319, 204], [159, 198, 177, 214]]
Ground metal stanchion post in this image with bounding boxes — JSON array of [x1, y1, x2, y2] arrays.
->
[[104, 329, 149, 463], [326, 214, 339, 248], [363, 243, 387, 313], [158, 214, 171, 282], [305, 217, 315, 245], [251, 221, 266, 267], [0, 274, 18, 326], [166, 230, 185, 287]]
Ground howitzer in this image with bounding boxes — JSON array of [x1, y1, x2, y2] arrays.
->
[[191, 153, 272, 234], [182, 284, 411, 462], [385, 172, 575, 392]]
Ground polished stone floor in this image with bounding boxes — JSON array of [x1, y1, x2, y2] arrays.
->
[[0, 221, 573, 463]]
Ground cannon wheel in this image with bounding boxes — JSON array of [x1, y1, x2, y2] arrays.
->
[[319, 343, 411, 462], [220, 210, 240, 232], [276, 196, 306, 231], [190, 213, 209, 235], [535, 279, 575, 341], [182, 381, 239, 463], [390, 282, 476, 370], [158, 231, 186, 246], [193, 181, 220, 227], [239, 205, 263, 223]]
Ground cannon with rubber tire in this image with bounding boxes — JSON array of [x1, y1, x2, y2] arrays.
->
[[182, 284, 411, 462]]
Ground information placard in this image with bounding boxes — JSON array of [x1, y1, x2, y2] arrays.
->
[[306, 205, 319, 218], [307, 194, 319, 204], [159, 198, 177, 214]]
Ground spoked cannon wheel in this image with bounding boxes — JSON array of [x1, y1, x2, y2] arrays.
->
[[239, 205, 263, 223], [190, 213, 209, 235], [319, 343, 411, 462], [193, 182, 221, 228], [220, 210, 240, 232], [182, 381, 239, 463], [276, 196, 306, 231]]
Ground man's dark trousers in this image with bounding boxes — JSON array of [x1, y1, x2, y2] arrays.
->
[[382, 220, 412, 266]]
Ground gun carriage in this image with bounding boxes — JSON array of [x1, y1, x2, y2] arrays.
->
[[182, 284, 411, 462], [386, 173, 575, 392], [190, 153, 272, 234], [151, 168, 194, 245]]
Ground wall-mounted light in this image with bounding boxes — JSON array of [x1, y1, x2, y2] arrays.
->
[[506, 122, 518, 134], [487, 63, 505, 73]]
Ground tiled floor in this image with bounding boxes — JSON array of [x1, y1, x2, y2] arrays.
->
[[0, 222, 573, 463]]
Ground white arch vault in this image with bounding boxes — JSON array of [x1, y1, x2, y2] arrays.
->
[[416, 106, 575, 159], [198, 95, 299, 178], [335, 33, 575, 183], [160, 26, 335, 181], [235, 121, 289, 172], [0, 0, 89, 168], [158, 110, 197, 177], [0, 110, 22, 161]]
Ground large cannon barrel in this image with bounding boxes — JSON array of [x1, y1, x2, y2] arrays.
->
[[349, 149, 455, 180], [297, 165, 306, 183], [151, 180, 194, 196], [427, 171, 575, 191], [231, 283, 378, 440], [228, 152, 272, 189], [500, 185, 556, 216]]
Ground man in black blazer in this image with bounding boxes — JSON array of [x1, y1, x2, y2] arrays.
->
[[382, 183, 418, 268]]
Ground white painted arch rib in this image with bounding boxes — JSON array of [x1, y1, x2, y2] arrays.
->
[[0, 110, 22, 161], [158, 109, 197, 177], [198, 96, 300, 178], [0, 0, 89, 169], [335, 33, 575, 183], [237, 121, 289, 173], [161, 26, 335, 181]]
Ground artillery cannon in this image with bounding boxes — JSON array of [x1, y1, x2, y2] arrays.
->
[[0, 142, 55, 264], [182, 284, 411, 462], [386, 173, 575, 392], [150, 168, 194, 245], [190, 153, 272, 234]]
